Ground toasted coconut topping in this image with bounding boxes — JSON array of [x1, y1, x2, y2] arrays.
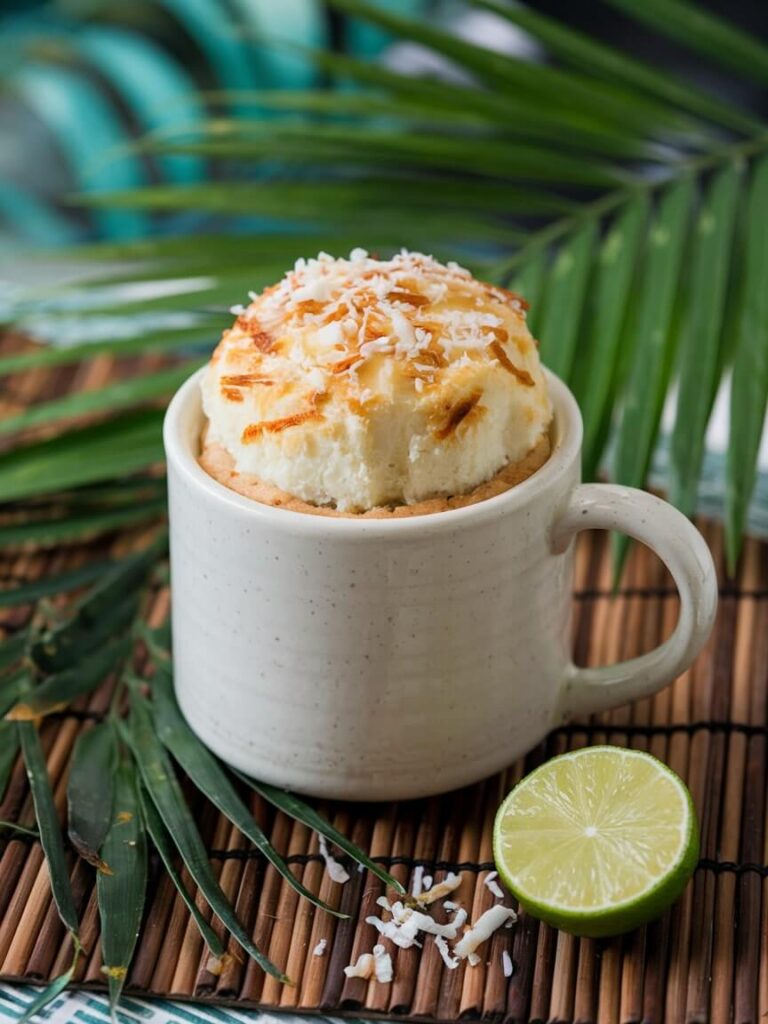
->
[[434, 391, 484, 440], [220, 374, 275, 387], [202, 248, 551, 511], [489, 341, 535, 385], [221, 387, 245, 402]]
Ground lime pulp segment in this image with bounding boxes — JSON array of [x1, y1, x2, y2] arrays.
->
[[493, 746, 699, 938]]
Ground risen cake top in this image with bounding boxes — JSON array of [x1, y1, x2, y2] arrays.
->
[[201, 248, 552, 512]]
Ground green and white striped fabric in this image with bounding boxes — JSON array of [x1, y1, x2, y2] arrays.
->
[[0, 985, 362, 1024]]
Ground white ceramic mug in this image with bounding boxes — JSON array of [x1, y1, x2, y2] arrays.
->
[[163, 368, 717, 801]]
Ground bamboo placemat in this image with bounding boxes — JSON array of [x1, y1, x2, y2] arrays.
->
[[1, 334, 767, 1023]]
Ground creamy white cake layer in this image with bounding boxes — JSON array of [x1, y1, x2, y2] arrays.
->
[[201, 249, 551, 511]]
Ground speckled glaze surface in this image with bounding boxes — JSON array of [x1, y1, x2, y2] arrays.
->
[[163, 369, 718, 800]]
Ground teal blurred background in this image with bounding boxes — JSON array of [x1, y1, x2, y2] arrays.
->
[[0, 0, 434, 248]]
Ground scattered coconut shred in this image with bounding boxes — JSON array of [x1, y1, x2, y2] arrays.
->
[[453, 905, 518, 966], [312, 939, 327, 957], [346, 875, 517, 980], [411, 865, 425, 898], [343, 945, 393, 984], [416, 871, 461, 906], [318, 834, 350, 884], [502, 949, 514, 979], [483, 870, 505, 900]]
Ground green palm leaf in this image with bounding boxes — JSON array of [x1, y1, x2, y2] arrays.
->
[[96, 756, 147, 1017], [611, 177, 696, 575], [605, 0, 768, 85], [0, 722, 19, 802], [149, 665, 348, 917], [576, 192, 649, 478], [137, 786, 226, 960], [536, 220, 598, 382], [725, 156, 768, 570], [68, 723, 118, 867], [476, 0, 763, 135], [18, 722, 81, 941], [670, 161, 742, 515], [122, 694, 286, 981]]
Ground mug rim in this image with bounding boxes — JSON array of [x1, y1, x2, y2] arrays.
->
[[163, 366, 583, 536]]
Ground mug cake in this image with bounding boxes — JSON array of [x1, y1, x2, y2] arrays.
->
[[199, 249, 552, 517]]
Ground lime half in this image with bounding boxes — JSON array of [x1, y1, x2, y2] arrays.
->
[[493, 746, 699, 938]]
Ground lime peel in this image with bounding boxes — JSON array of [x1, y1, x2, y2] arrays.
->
[[493, 746, 699, 938]]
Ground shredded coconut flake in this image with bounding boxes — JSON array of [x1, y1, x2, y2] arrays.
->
[[502, 950, 514, 978], [453, 906, 517, 962], [366, 900, 467, 950], [318, 834, 350, 884], [411, 865, 425, 898], [313, 939, 327, 957], [483, 871, 505, 901], [443, 900, 458, 912], [344, 953, 374, 980], [417, 872, 461, 906], [434, 935, 459, 970], [373, 944, 393, 984]]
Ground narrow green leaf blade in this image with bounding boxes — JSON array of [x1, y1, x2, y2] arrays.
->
[[606, 0, 768, 86], [612, 176, 696, 575], [123, 696, 285, 980], [0, 500, 167, 552], [32, 536, 165, 671], [68, 723, 117, 867], [577, 192, 649, 478], [510, 247, 547, 336], [0, 560, 111, 609], [149, 667, 346, 918], [327, 0, 689, 132], [1, 670, 34, 719], [476, 0, 761, 135], [0, 326, 213, 378], [9, 639, 128, 722], [0, 409, 166, 503], [725, 156, 768, 570], [31, 593, 138, 675], [0, 820, 38, 837], [137, 785, 225, 959], [97, 757, 147, 1014], [0, 361, 202, 439], [18, 722, 80, 937], [235, 769, 406, 896], [16, 957, 78, 1024], [0, 633, 29, 673], [0, 721, 20, 802], [537, 220, 598, 382], [670, 161, 742, 515]]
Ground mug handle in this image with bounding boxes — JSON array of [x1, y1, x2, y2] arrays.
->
[[551, 483, 718, 720]]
